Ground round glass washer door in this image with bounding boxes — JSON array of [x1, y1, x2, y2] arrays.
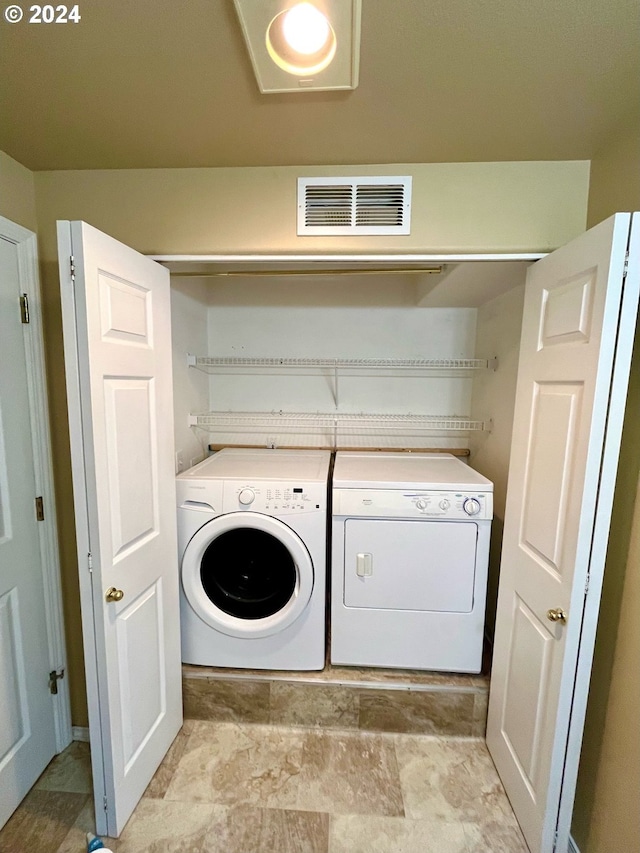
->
[[181, 511, 314, 639]]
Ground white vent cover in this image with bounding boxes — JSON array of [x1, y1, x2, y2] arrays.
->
[[297, 176, 412, 236]]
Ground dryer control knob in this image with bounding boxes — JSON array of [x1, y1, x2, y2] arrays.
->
[[463, 498, 481, 516], [238, 488, 255, 505], [439, 498, 450, 510], [416, 499, 428, 510]]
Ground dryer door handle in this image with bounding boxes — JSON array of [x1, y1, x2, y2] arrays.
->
[[356, 553, 373, 578]]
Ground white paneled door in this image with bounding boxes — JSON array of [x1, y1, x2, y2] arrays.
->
[[58, 222, 182, 837], [0, 229, 58, 828], [487, 214, 640, 852]]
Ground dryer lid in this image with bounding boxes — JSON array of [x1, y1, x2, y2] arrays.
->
[[332, 452, 493, 491]]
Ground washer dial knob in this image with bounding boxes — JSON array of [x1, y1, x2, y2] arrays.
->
[[238, 488, 255, 505], [439, 498, 450, 510], [463, 498, 481, 516], [416, 499, 428, 510]]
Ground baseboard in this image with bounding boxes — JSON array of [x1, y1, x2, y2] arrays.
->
[[72, 726, 90, 742], [568, 835, 581, 853]]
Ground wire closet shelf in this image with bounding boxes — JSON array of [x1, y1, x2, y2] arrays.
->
[[187, 354, 494, 446], [188, 356, 497, 371]]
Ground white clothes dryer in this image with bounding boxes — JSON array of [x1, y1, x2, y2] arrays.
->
[[177, 448, 331, 670], [331, 452, 493, 673]]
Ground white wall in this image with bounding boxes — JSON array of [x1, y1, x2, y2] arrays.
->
[[469, 274, 528, 635], [170, 278, 211, 471], [469, 278, 528, 515], [202, 273, 478, 450]]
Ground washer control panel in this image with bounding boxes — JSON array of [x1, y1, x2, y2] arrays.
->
[[333, 488, 493, 520], [225, 480, 326, 514]]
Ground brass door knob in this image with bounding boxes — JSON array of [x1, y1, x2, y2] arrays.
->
[[547, 608, 567, 624], [105, 587, 124, 603]]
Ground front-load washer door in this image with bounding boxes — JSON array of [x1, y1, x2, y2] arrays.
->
[[182, 511, 314, 638]]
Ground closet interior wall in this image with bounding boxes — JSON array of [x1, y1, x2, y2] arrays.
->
[[469, 280, 528, 638], [171, 277, 211, 470]]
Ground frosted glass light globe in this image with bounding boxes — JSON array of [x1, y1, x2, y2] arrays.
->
[[282, 3, 331, 55]]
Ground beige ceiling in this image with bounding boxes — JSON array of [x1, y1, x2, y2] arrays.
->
[[1, 0, 638, 171]]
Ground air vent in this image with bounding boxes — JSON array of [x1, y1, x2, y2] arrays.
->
[[298, 176, 412, 235]]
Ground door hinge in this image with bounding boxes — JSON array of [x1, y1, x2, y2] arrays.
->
[[623, 251, 629, 279], [35, 496, 45, 521], [585, 572, 590, 596], [19, 293, 30, 324], [49, 668, 65, 695], [103, 795, 108, 812], [70, 255, 76, 281], [88, 552, 93, 572]]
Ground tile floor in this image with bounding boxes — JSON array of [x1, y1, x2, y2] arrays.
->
[[0, 722, 529, 853]]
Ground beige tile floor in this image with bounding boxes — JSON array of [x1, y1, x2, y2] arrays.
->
[[0, 722, 529, 853]]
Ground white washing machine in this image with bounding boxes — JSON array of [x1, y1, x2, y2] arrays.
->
[[331, 452, 493, 673], [177, 448, 331, 670]]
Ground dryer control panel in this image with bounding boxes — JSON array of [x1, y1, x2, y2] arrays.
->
[[224, 480, 326, 514], [333, 488, 493, 520]]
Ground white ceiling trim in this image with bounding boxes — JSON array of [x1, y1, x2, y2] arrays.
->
[[150, 253, 546, 264]]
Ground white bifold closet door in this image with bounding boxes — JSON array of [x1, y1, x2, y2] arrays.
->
[[58, 221, 182, 837], [487, 213, 640, 853]]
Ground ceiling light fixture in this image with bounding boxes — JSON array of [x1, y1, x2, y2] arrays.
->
[[234, 0, 361, 93], [282, 4, 331, 55], [266, 3, 337, 76]]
